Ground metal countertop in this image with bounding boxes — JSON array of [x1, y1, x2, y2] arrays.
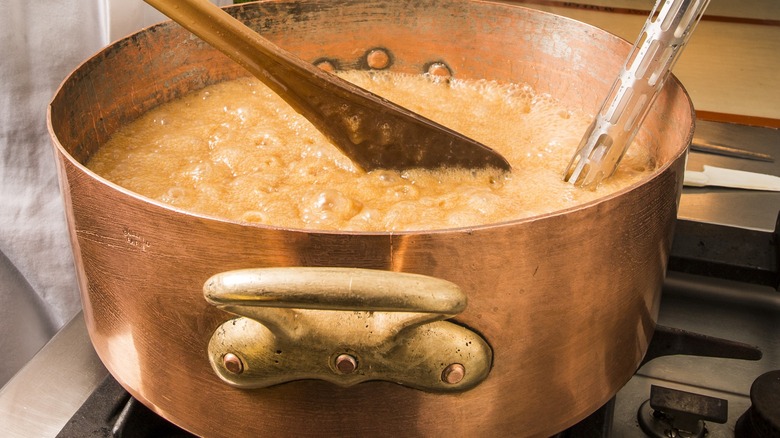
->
[[681, 120, 779, 232]]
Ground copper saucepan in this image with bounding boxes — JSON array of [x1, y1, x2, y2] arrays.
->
[[48, 0, 693, 436]]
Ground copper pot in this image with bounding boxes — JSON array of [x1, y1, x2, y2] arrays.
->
[[48, 1, 693, 436]]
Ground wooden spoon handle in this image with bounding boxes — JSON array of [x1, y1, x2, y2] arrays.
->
[[144, 0, 512, 172]]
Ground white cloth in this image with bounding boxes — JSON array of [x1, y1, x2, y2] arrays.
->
[[0, 0, 230, 387], [0, 2, 107, 388]]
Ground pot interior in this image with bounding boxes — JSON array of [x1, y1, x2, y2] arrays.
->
[[51, 0, 691, 179]]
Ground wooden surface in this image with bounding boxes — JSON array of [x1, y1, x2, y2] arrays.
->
[[509, 0, 780, 125]]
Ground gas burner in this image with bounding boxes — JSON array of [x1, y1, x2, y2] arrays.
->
[[735, 370, 780, 438], [629, 326, 762, 438], [637, 385, 727, 438]]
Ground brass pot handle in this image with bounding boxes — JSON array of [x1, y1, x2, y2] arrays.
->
[[204, 267, 492, 392], [205, 267, 466, 314]]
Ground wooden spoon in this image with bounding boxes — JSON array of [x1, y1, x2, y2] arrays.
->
[[143, 0, 511, 172]]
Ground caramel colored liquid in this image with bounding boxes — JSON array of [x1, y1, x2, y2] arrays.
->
[[88, 72, 654, 231]]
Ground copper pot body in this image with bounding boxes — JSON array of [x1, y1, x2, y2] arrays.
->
[[48, 1, 693, 436]]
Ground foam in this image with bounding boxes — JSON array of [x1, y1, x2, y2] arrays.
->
[[87, 71, 655, 231]]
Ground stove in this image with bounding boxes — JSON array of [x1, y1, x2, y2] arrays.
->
[[1, 120, 778, 437]]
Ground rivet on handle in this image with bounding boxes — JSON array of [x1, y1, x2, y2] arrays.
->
[[335, 353, 359, 374]]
